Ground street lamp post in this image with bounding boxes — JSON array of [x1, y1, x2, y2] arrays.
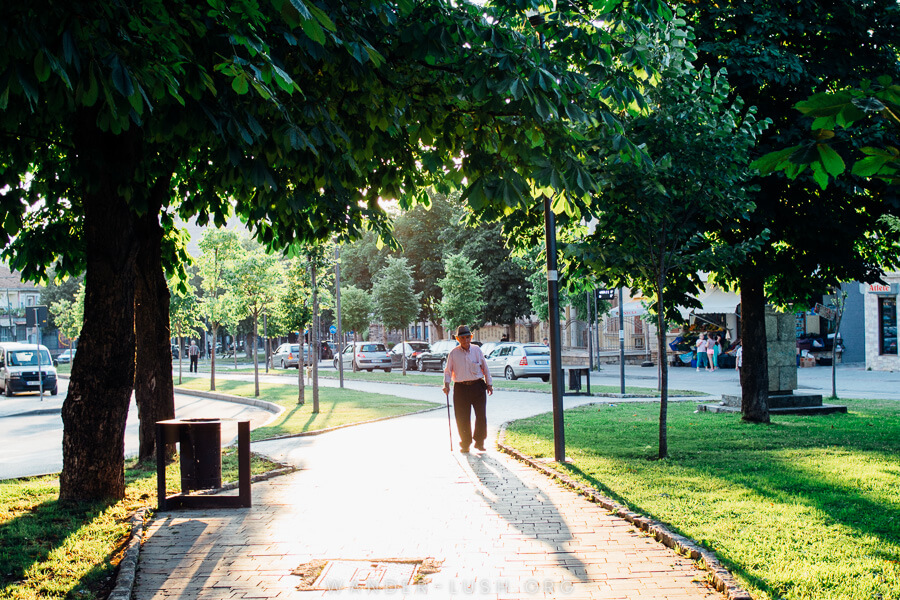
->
[[544, 195, 566, 463], [526, 6, 565, 463]]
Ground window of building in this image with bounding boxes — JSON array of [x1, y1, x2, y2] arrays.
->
[[878, 297, 897, 355]]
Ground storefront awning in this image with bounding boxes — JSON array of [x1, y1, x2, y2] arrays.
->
[[608, 301, 648, 318], [677, 289, 740, 319]]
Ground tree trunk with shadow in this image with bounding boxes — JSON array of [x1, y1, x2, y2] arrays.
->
[[134, 186, 176, 462], [740, 271, 770, 423], [60, 123, 139, 501]]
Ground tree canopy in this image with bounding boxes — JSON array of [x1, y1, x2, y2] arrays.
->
[[684, 0, 900, 421], [0, 0, 676, 500]]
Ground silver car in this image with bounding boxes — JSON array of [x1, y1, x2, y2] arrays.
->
[[269, 343, 309, 369], [485, 343, 550, 381], [333, 342, 392, 372]]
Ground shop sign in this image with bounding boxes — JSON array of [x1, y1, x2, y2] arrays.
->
[[814, 303, 836, 320], [859, 282, 900, 295]]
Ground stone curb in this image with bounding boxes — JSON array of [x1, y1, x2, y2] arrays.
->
[[496, 420, 753, 600], [112, 465, 297, 598], [172, 386, 284, 417], [108, 507, 148, 600]]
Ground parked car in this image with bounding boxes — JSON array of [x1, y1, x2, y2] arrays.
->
[[0, 342, 58, 396], [417, 339, 458, 372], [56, 348, 77, 364], [333, 342, 392, 372], [389, 341, 431, 370], [485, 342, 551, 381], [478, 341, 511, 359], [268, 343, 308, 369]]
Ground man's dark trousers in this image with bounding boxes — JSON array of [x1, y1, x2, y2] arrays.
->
[[453, 380, 487, 451], [190, 355, 198, 372]]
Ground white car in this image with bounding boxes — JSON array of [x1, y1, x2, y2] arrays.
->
[[268, 343, 309, 369], [56, 348, 77, 364], [0, 342, 59, 396], [333, 342, 392, 372], [485, 343, 550, 381]]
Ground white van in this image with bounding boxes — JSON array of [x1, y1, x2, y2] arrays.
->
[[0, 342, 58, 397]]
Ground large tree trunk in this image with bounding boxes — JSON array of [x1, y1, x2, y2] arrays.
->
[[740, 272, 770, 423], [134, 191, 176, 462], [60, 125, 139, 501]]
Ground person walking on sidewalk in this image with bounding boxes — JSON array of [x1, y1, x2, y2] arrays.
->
[[443, 325, 493, 453], [188, 340, 200, 372]]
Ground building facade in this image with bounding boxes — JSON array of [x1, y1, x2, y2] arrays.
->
[[862, 276, 900, 371]]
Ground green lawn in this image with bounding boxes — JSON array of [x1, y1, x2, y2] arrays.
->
[[174, 378, 439, 440], [0, 450, 279, 600], [503, 399, 900, 600]]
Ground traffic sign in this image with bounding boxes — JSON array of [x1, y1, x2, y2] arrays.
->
[[329, 325, 337, 334]]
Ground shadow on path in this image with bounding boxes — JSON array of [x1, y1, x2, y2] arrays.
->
[[464, 452, 589, 583]]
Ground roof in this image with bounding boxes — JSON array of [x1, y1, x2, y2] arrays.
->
[[0, 265, 40, 291]]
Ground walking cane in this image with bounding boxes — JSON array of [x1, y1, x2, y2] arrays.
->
[[444, 390, 453, 451]]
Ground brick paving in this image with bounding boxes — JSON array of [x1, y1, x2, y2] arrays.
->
[[134, 398, 723, 600]]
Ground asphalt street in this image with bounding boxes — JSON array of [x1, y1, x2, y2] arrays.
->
[[3, 360, 896, 482], [0, 378, 276, 480]]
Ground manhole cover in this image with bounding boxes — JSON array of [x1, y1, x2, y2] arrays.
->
[[294, 558, 442, 590]]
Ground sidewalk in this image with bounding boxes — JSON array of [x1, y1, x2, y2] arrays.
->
[[128, 363, 900, 599], [133, 383, 728, 600]]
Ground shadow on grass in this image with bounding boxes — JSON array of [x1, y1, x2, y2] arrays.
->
[[0, 495, 111, 591], [250, 404, 305, 441], [509, 402, 900, 598]]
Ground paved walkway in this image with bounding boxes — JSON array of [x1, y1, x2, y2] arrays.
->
[[136, 407, 719, 599], [131, 363, 899, 600]]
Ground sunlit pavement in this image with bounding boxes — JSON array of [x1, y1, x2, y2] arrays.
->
[[133, 368, 734, 600]]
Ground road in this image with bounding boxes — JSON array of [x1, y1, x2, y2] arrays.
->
[[0, 378, 275, 480], [4, 360, 898, 481]]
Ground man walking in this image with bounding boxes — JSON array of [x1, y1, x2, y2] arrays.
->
[[188, 340, 200, 373], [442, 325, 493, 453]]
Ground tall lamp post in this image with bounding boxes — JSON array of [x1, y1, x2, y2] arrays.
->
[[526, 6, 565, 463], [544, 196, 565, 463]]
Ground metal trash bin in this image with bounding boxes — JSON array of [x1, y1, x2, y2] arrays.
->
[[156, 418, 251, 510], [567, 368, 582, 392], [177, 418, 222, 491]]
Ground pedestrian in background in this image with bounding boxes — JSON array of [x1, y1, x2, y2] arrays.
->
[[712, 334, 722, 371], [735, 339, 743, 379], [188, 340, 200, 372], [707, 334, 717, 372], [696, 334, 708, 371], [442, 325, 493, 453]]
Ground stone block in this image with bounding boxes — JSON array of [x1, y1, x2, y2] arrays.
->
[[765, 314, 778, 341], [778, 366, 797, 391], [777, 312, 795, 341]]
